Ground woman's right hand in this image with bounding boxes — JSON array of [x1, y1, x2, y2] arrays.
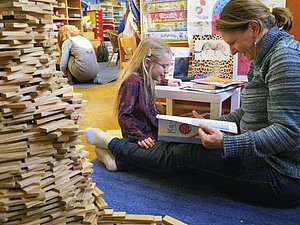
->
[[137, 137, 156, 149]]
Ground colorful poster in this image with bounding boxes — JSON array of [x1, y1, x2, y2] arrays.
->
[[142, 0, 188, 42]]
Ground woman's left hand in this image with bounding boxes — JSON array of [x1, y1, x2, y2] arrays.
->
[[198, 124, 224, 149], [168, 79, 182, 86]]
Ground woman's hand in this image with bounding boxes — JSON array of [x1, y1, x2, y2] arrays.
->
[[168, 79, 182, 86], [137, 137, 156, 149], [198, 124, 224, 149]]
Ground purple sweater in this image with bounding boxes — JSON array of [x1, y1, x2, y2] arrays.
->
[[118, 73, 167, 143]]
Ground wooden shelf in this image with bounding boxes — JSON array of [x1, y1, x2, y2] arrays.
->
[[52, 0, 83, 31]]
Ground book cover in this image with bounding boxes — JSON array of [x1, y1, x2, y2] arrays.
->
[[157, 114, 238, 144]]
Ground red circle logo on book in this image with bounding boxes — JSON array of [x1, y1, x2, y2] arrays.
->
[[179, 124, 192, 134]]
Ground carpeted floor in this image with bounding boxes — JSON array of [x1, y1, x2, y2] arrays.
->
[[73, 62, 120, 89], [92, 159, 300, 225]]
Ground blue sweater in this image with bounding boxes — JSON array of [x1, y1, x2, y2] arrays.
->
[[220, 27, 300, 179]]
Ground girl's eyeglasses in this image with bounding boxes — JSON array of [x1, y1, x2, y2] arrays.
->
[[156, 62, 171, 71]]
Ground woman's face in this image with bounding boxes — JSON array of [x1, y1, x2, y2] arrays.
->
[[150, 53, 172, 82], [220, 27, 256, 60]]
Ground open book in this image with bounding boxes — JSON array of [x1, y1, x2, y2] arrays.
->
[[157, 114, 238, 144], [191, 76, 245, 89]]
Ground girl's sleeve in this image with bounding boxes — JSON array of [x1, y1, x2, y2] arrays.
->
[[60, 39, 72, 73], [118, 80, 152, 142]]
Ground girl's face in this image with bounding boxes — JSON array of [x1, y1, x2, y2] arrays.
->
[[150, 53, 173, 82], [220, 27, 256, 60]]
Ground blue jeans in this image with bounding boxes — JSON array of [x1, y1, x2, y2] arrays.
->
[[109, 138, 300, 206]]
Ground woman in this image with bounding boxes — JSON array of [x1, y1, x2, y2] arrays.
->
[[86, 0, 300, 206], [58, 25, 98, 84]]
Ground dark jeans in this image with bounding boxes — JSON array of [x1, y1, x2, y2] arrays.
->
[[109, 138, 300, 207]]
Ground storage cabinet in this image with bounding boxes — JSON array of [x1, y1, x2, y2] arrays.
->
[[52, 0, 83, 31], [86, 10, 104, 41], [89, 3, 125, 38]]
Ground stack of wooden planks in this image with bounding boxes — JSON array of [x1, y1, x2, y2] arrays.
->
[[0, 0, 103, 224], [0, 0, 188, 224]]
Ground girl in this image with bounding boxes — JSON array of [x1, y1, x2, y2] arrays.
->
[[58, 25, 98, 84], [86, 38, 182, 171], [115, 37, 181, 149]]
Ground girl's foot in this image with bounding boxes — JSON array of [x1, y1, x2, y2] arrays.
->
[[95, 147, 118, 171], [85, 127, 114, 149]]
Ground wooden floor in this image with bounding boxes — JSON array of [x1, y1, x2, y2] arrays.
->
[[75, 81, 120, 160]]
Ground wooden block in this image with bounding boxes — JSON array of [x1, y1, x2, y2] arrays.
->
[[35, 112, 67, 125], [0, 50, 20, 58], [162, 215, 188, 225], [123, 214, 156, 223], [59, 124, 79, 132], [39, 118, 74, 133]]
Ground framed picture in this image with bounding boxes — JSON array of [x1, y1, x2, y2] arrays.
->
[[192, 34, 234, 79]]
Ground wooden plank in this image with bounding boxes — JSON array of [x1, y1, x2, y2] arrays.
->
[[39, 118, 74, 133], [163, 215, 188, 225], [35, 112, 67, 125], [0, 50, 20, 58]]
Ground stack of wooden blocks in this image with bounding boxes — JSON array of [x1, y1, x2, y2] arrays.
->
[[0, 0, 188, 224], [0, 0, 104, 224]]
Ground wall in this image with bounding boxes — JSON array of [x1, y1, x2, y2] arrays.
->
[[286, 0, 300, 40]]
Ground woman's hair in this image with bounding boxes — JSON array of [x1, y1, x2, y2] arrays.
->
[[115, 37, 172, 115], [216, 0, 293, 33], [57, 25, 81, 49]]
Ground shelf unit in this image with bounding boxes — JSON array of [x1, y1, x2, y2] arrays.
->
[[52, 0, 83, 31], [113, 5, 125, 31], [89, 3, 125, 38]]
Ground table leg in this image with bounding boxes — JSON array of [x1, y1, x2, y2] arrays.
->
[[210, 103, 222, 119], [230, 88, 241, 112], [166, 99, 174, 115]]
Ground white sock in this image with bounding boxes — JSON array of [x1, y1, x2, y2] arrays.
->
[[85, 127, 114, 149], [95, 147, 118, 171]]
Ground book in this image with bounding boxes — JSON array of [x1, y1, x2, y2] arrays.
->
[[157, 114, 238, 144], [192, 82, 219, 90], [157, 115, 238, 134], [191, 76, 245, 89], [180, 84, 240, 94]]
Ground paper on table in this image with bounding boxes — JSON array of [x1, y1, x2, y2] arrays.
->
[[157, 115, 238, 134]]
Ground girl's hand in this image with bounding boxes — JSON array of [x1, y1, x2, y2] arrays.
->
[[168, 79, 182, 86], [137, 137, 156, 149], [198, 124, 224, 149]]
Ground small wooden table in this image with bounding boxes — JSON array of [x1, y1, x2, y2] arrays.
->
[[155, 82, 241, 119]]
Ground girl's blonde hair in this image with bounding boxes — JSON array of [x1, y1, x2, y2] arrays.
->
[[115, 37, 172, 115], [57, 25, 81, 49], [216, 0, 293, 32]]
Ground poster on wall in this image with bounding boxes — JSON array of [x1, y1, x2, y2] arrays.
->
[[142, 0, 188, 42], [187, 0, 286, 80]]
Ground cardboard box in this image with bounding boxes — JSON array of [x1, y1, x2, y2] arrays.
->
[[157, 115, 237, 144]]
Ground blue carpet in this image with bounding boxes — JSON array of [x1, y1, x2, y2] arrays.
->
[[91, 160, 300, 225]]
